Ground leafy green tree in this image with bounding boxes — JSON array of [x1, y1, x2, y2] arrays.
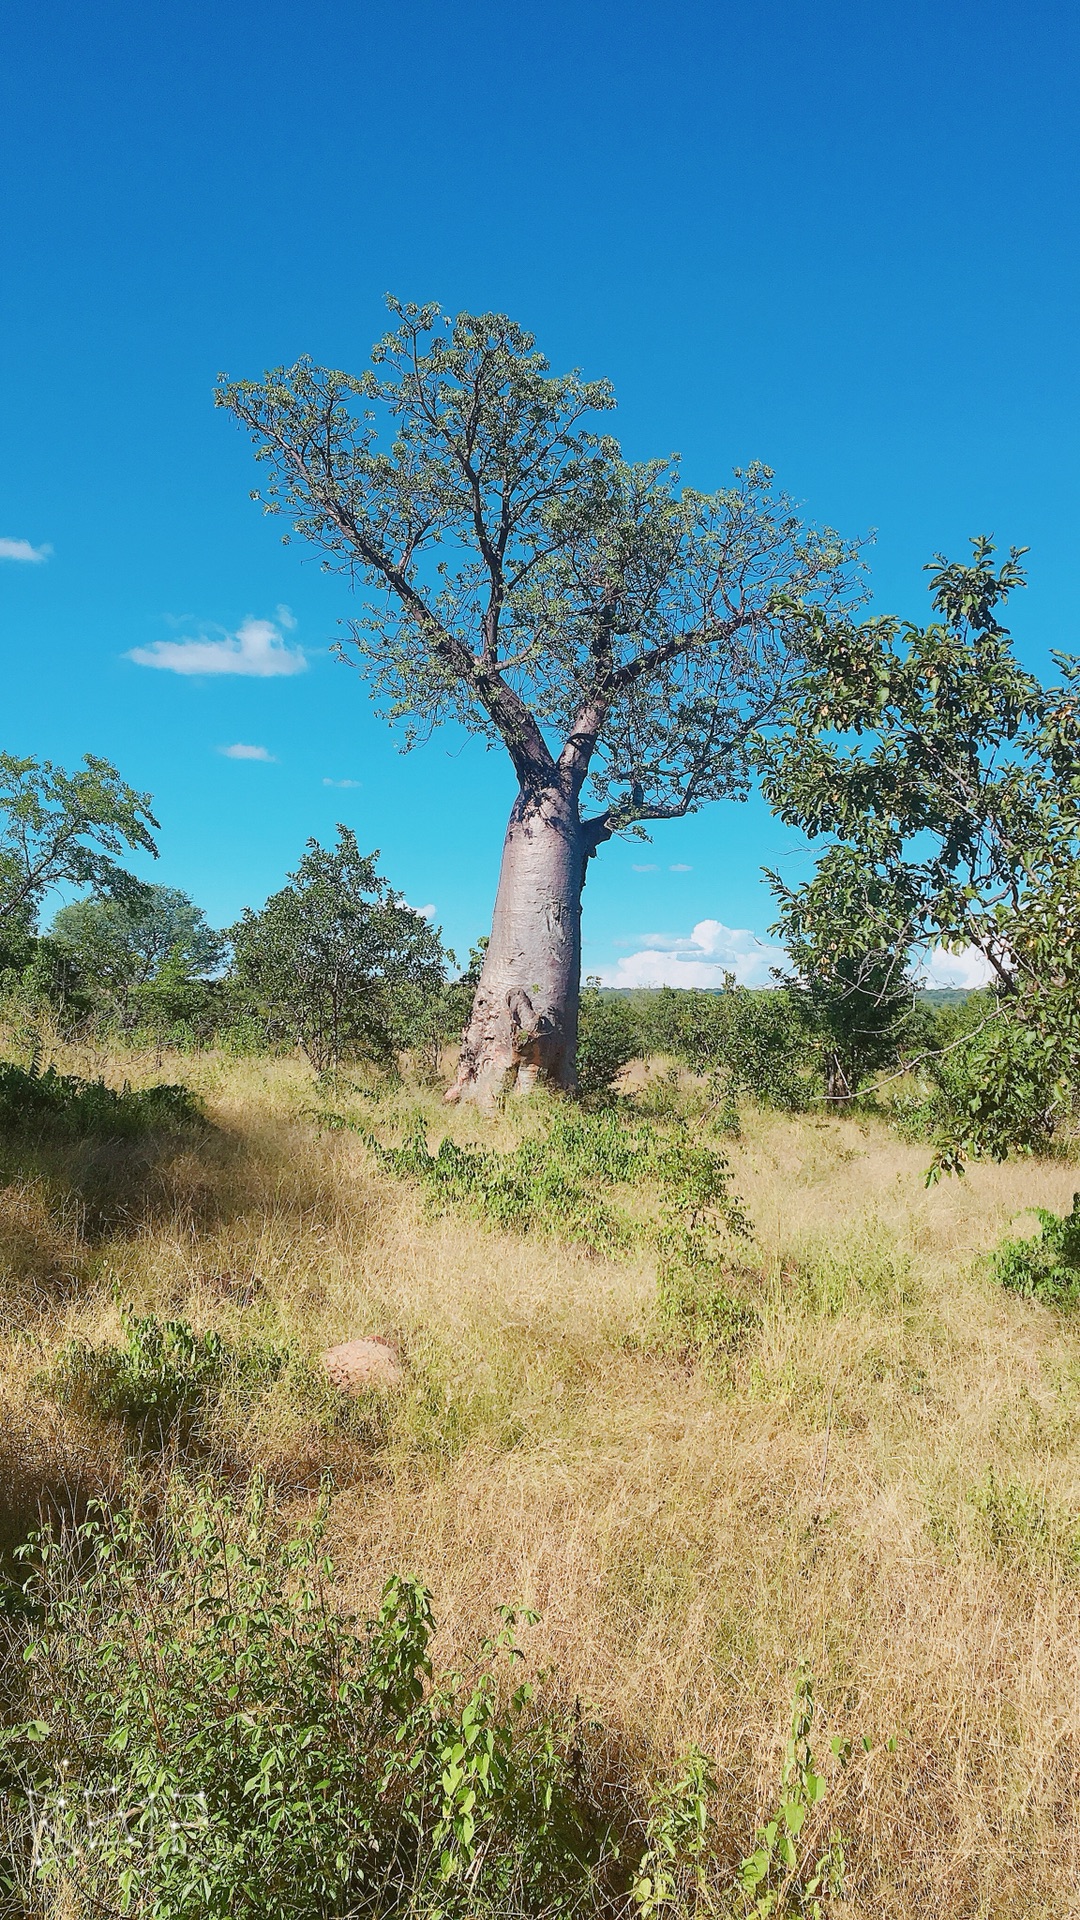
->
[[51, 886, 222, 1022], [634, 981, 811, 1109], [760, 538, 1080, 1161], [575, 979, 640, 1098], [0, 753, 157, 935], [781, 946, 915, 1103], [229, 828, 447, 1069], [218, 300, 857, 1105]]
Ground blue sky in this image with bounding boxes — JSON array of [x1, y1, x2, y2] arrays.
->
[[3, 0, 1078, 986]]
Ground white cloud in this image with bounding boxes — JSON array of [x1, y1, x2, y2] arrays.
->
[[600, 918, 787, 989], [407, 902, 436, 919], [0, 537, 50, 563], [631, 863, 658, 873], [323, 777, 361, 789], [128, 614, 307, 677], [915, 944, 996, 990], [220, 743, 276, 762], [669, 863, 693, 872]]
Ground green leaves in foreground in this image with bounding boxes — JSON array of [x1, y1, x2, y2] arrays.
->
[[1, 1481, 602, 1920], [732, 1668, 848, 1920]]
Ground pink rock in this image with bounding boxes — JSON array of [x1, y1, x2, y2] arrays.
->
[[321, 1337, 402, 1394]]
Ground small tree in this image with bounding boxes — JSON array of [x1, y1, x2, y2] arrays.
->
[[0, 753, 157, 934], [781, 946, 914, 1103], [218, 301, 858, 1105], [575, 979, 640, 1099], [51, 886, 222, 1024], [229, 828, 447, 1069], [760, 539, 1080, 1159]]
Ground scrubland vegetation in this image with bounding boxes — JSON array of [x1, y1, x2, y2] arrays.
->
[[7, 312, 1080, 1915], [4, 1022, 1080, 1918]]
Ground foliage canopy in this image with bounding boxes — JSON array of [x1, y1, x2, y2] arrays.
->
[[218, 300, 860, 836], [0, 752, 157, 942], [229, 827, 447, 1069]]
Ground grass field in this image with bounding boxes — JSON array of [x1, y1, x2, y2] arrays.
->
[[4, 1038, 1080, 1916]]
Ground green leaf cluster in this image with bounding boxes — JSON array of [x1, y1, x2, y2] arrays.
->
[[2, 1480, 602, 1919], [334, 1106, 751, 1260], [0, 1060, 201, 1141], [45, 1309, 286, 1442], [229, 827, 448, 1070], [987, 1194, 1080, 1308]]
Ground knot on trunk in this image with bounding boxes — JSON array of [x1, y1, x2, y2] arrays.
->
[[445, 985, 568, 1106]]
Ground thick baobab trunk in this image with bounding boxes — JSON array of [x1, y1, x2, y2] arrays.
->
[[446, 779, 590, 1108]]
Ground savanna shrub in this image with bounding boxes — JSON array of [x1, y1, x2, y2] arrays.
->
[[891, 996, 1063, 1173], [633, 983, 811, 1111], [2, 1480, 605, 1920], [987, 1194, 1080, 1307], [0, 1060, 202, 1140], [575, 984, 640, 1099], [656, 1257, 759, 1358], [346, 1108, 751, 1258], [366, 1114, 634, 1252], [968, 1468, 1080, 1574], [46, 1309, 286, 1441]]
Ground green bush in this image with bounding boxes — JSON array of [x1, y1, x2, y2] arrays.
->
[[575, 985, 640, 1099], [365, 1110, 643, 1252], [987, 1194, 1080, 1307], [656, 1258, 759, 1358], [334, 1107, 750, 1259], [46, 1310, 286, 1442], [633, 983, 811, 1111], [891, 996, 1063, 1174], [968, 1469, 1080, 1574], [2, 1481, 605, 1920], [0, 1060, 202, 1140]]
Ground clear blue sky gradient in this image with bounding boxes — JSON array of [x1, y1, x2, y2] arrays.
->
[[3, 1, 1078, 979]]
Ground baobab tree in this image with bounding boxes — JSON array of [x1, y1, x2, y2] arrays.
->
[[218, 301, 858, 1105]]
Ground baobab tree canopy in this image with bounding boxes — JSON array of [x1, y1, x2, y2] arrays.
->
[[217, 299, 860, 1104]]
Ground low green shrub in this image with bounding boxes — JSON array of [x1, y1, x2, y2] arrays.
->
[[968, 1468, 1080, 1575], [2, 1480, 607, 1920], [45, 1309, 286, 1442], [0, 1059, 202, 1140], [656, 1258, 759, 1358], [368, 1113, 635, 1252], [337, 1108, 751, 1260], [987, 1195, 1080, 1307], [575, 984, 640, 1100]]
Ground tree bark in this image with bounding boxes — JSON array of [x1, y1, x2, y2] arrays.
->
[[445, 777, 594, 1108], [823, 1050, 852, 1104]]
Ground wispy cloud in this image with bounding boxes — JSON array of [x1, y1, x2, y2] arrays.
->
[[600, 918, 787, 989], [631, 863, 658, 873], [220, 743, 276, 762], [0, 537, 51, 563], [128, 614, 307, 677], [323, 777, 361, 789], [669, 863, 693, 872]]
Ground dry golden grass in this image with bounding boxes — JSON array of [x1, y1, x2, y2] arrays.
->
[[5, 1037, 1080, 1915]]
